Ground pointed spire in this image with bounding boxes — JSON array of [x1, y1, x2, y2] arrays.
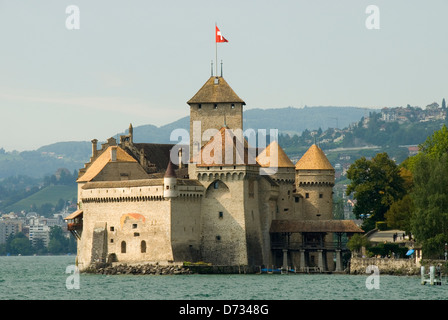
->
[[164, 160, 177, 178], [295, 144, 334, 170], [256, 141, 294, 168], [187, 76, 245, 105]]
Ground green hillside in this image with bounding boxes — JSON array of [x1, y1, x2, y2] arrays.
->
[[5, 184, 77, 213]]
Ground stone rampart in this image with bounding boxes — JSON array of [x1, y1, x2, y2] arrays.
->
[[85, 263, 192, 275], [349, 257, 420, 275]]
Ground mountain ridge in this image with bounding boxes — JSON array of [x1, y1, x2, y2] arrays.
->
[[0, 106, 376, 179]]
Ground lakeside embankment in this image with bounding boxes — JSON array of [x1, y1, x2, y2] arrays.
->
[[350, 257, 419, 275], [85, 263, 193, 275], [350, 258, 448, 276], [83, 258, 447, 276], [84, 263, 261, 275]]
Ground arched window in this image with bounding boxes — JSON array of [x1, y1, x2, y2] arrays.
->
[[121, 241, 126, 253], [141, 240, 147, 253]]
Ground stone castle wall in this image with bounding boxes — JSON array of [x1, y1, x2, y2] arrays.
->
[[189, 102, 243, 159], [77, 184, 203, 271], [199, 176, 249, 265], [295, 177, 334, 221]]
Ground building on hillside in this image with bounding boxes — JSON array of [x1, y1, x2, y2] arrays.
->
[[66, 75, 363, 272], [29, 224, 50, 247], [0, 218, 23, 244]]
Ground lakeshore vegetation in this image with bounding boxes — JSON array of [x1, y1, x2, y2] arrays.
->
[[346, 125, 448, 259]]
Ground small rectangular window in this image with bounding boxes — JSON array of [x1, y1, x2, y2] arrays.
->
[[319, 194, 323, 198], [110, 226, 114, 231], [231, 103, 235, 109], [132, 224, 137, 229], [306, 193, 309, 198], [219, 211, 223, 218], [134, 232, 140, 237], [214, 104, 218, 109], [295, 197, 299, 203]]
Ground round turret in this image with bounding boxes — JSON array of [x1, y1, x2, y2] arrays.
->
[[163, 161, 178, 198], [295, 144, 335, 220]]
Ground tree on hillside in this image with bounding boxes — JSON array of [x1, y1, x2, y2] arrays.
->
[[346, 152, 406, 231], [442, 98, 446, 110], [408, 126, 448, 258], [410, 153, 448, 258], [419, 124, 448, 158], [385, 194, 414, 233], [6, 232, 33, 255], [384, 167, 414, 233], [347, 233, 370, 257], [48, 226, 76, 254]]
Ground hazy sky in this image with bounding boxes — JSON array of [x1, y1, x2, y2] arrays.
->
[[1, 0, 447, 151]]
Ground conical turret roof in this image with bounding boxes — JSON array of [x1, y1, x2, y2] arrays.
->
[[164, 160, 177, 178], [187, 76, 245, 105], [295, 144, 334, 170], [256, 141, 294, 168]]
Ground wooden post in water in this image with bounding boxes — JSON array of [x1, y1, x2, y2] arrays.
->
[[421, 266, 425, 285], [430, 266, 435, 285]]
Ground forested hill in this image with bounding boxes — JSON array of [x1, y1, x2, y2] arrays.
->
[[0, 106, 372, 179], [1, 105, 446, 214], [279, 110, 448, 164], [242, 106, 372, 135], [120, 106, 372, 143], [0, 106, 445, 179]]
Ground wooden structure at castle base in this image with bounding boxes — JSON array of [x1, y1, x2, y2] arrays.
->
[[65, 209, 83, 240], [270, 220, 364, 273]]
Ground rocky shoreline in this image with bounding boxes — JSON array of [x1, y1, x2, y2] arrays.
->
[[85, 263, 193, 275]]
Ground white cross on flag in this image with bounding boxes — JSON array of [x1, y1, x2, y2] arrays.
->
[[215, 25, 228, 43]]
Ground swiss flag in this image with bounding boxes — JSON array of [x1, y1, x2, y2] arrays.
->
[[215, 25, 228, 43]]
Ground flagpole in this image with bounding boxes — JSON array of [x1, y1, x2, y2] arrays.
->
[[215, 23, 218, 77]]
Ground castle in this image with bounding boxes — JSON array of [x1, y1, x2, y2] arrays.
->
[[65, 75, 363, 272]]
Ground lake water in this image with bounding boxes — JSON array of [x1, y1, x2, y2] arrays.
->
[[0, 255, 447, 301]]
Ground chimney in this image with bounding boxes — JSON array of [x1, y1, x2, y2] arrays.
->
[[110, 146, 117, 162], [178, 148, 183, 169], [91, 139, 98, 158], [129, 123, 133, 143], [140, 148, 145, 166]]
